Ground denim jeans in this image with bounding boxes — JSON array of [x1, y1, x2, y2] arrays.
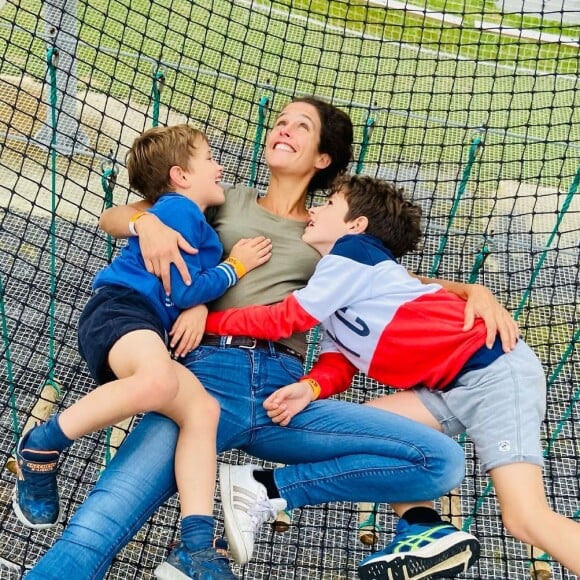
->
[[27, 345, 464, 579]]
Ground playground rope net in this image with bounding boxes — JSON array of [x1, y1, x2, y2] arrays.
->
[[0, 0, 578, 578]]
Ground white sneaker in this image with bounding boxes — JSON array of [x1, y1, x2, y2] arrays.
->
[[219, 463, 287, 565]]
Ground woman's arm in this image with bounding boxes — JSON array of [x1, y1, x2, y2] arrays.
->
[[415, 275, 519, 352], [99, 202, 197, 294], [99, 200, 151, 237]]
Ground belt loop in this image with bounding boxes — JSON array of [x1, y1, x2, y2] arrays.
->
[[221, 335, 230, 347], [267, 341, 277, 357]]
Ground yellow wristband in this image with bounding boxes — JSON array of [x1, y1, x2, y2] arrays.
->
[[128, 211, 147, 236], [303, 378, 321, 400], [224, 256, 247, 279]]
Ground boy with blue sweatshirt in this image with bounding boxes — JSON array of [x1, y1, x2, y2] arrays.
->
[[207, 175, 579, 579], [14, 124, 271, 579]]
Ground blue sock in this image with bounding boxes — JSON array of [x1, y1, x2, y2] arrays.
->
[[181, 515, 214, 552], [24, 414, 74, 455]]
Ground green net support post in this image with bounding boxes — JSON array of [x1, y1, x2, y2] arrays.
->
[[248, 96, 270, 188], [100, 153, 119, 263], [357, 502, 381, 545], [467, 233, 493, 284], [355, 116, 375, 175], [429, 131, 484, 278], [514, 162, 580, 321], [151, 69, 166, 128], [46, 46, 60, 384], [99, 150, 120, 465]]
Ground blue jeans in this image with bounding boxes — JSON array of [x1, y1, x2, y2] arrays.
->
[[27, 345, 464, 579]]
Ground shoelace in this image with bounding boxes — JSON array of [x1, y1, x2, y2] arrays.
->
[[247, 492, 278, 531]]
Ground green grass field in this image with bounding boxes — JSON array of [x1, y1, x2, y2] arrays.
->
[[1, 0, 579, 188]]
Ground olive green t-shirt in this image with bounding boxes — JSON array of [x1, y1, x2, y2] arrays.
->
[[208, 185, 320, 356]]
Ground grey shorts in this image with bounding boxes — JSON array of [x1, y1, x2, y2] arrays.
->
[[416, 339, 546, 472]]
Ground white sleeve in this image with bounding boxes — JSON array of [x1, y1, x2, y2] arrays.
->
[[294, 254, 375, 322]]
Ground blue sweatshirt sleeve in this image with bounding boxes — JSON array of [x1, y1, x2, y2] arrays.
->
[[152, 195, 238, 309]]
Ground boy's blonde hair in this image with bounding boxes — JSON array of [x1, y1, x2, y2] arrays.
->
[[126, 124, 207, 203]]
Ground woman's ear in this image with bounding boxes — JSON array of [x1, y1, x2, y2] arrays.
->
[[349, 215, 368, 234], [315, 152, 332, 170]]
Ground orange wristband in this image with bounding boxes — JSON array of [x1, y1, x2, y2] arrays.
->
[[224, 256, 247, 279], [303, 378, 322, 400], [128, 211, 147, 236]]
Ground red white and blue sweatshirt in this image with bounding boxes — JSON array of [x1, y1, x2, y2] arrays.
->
[[205, 233, 502, 399]]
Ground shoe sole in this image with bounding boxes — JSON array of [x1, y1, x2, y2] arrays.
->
[[12, 484, 61, 529], [153, 562, 191, 580], [219, 464, 251, 566], [358, 534, 480, 580]]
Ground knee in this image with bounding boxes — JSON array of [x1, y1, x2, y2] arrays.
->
[[430, 439, 465, 496], [501, 510, 536, 545], [198, 393, 221, 426], [136, 370, 180, 410]]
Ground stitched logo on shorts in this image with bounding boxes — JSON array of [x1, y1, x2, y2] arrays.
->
[[498, 440, 511, 452]]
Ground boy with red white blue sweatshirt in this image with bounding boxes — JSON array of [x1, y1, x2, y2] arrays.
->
[[207, 174, 580, 579], [14, 124, 272, 580]]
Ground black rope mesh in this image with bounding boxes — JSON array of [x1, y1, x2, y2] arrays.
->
[[0, 0, 578, 578]]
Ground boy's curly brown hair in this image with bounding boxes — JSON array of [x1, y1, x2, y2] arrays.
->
[[333, 174, 423, 259]]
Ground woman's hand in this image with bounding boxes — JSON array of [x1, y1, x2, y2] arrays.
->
[[169, 304, 208, 358], [263, 382, 314, 426], [463, 284, 519, 352], [135, 214, 197, 295], [415, 273, 519, 352]]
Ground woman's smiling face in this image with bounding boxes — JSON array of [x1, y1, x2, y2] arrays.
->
[[265, 101, 330, 179]]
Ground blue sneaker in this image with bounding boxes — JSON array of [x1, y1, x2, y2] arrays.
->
[[12, 431, 61, 528], [358, 520, 480, 579], [154, 544, 237, 579]]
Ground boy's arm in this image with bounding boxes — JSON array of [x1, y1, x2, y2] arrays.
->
[[169, 236, 271, 309], [99, 202, 197, 294], [206, 254, 369, 339], [263, 352, 358, 426], [302, 351, 359, 400], [156, 198, 270, 309], [414, 274, 519, 351], [170, 255, 239, 308], [205, 294, 320, 341]]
